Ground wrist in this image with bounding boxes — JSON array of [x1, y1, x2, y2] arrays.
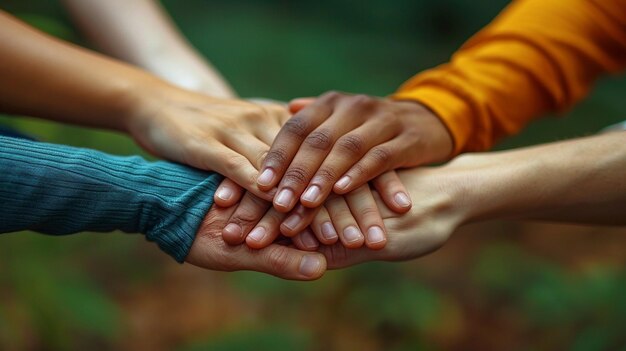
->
[[394, 100, 454, 164], [437, 153, 505, 224], [447, 150, 542, 223], [119, 73, 184, 135]]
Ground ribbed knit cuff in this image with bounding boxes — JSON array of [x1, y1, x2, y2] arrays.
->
[[392, 85, 474, 156], [0, 136, 221, 262]]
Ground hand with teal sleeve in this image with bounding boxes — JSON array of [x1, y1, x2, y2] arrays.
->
[[0, 135, 221, 261], [0, 135, 326, 280]]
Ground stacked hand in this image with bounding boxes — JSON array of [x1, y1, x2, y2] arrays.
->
[[125, 86, 291, 201], [186, 165, 468, 280], [260, 92, 453, 212], [184, 92, 460, 280]]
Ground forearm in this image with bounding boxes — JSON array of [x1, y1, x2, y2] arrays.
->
[[0, 135, 222, 261], [0, 10, 175, 131], [393, 0, 626, 153], [62, 0, 236, 98], [454, 132, 626, 225]]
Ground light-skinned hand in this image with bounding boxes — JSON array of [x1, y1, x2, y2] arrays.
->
[[127, 87, 290, 201]]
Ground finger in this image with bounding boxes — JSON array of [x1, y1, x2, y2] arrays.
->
[[273, 108, 376, 212], [300, 117, 397, 208], [255, 124, 282, 147], [324, 195, 365, 249], [223, 132, 270, 170], [214, 178, 245, 207], [288, 97, 316, 114], [244, 206, 287, 249], [291, 228, 320, 251], [188, 204, 326, 280], [242, 243, 327, 280], [257, 92, 341, 191], [261, 103, 292, 126], [333, 137, 404, 195], [222, 192, 271, 245], [310, 206, 339, 245], [344, 184, 387, 250], [317, 242, 384, 270], [372, 171, 412, 213], [203, 145, 275, 201], [280, 204, 322, 237]]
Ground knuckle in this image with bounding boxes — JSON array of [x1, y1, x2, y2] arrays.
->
[[350, 94, 374, 107], [369, 146, 393, 166], [328, 244, 349, 266], [349, 163, 367, 178], [241, 105, 266, 121], [304, 129, 334, 151], [264, 104, 289, 122], [360, 206, 381, 218], [314, 168, 338, 183], [283, 166, 310, 185], [231, 199, 267, 225], [264, 149, 289, 167], [321, 90, 342, 101], [282, 116, 310, 138], [336, 134, 365, 156], [333, 205, 352, 218], [224, 155, 247, 171], [230, 208, 260, 224], [265, 246, 292, 275]]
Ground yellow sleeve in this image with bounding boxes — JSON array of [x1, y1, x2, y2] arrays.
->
[[393, 0, 626, 154]]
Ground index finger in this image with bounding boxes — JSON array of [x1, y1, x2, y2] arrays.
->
[[256, 92, 341, 191]]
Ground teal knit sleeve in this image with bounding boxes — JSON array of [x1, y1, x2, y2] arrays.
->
[[0, 135, 223, 262]]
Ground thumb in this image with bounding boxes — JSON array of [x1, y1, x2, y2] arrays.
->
[[372, 171, 413, 214], [213, 178, 245, 207], [243, 244, 327, 281], [288, 97, 316, 114]]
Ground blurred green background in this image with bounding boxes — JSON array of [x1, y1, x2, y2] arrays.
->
[[1, 1, 626, 350]]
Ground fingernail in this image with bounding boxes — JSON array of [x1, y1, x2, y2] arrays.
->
[[283, 214, 302, 230], [223, 223, 242, 237], [301, 185, 321, 203], [394, 192, 412, 208], [275, 188, 294, 208], [321, 222, 338, 240], [257, 168, 275, 186], [216, 187, 233, 201], [335, 176, 351, 190], [343, 225, 363, 243], [299, 254, 322, 277], [301, 230, 319, 249], [248, 226, 266, 242], [367, 226, 385, 244]]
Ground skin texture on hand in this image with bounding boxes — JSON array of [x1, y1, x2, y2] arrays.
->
[[186, 204, 327, 281], [321, 131, 626, 270], [319, 167, 465, 269], [455, 132, 626, 225], [127, 87, 291, 201], [256, 91, 453, 214], [192, 165, 467, 280], [191, 132, 626, 278], [213, 175, 390, 251]]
